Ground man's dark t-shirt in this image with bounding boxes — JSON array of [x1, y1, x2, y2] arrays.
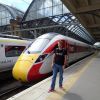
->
[[54, 48, 67, 65]]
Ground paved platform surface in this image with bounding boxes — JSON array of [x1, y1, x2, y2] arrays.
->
[[7, 52, 100, 100]]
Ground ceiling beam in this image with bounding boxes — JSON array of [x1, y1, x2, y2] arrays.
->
[[94, 37, 100, 41], [75, 4, 100, 14], [95, 39, 100, 41], [94, 36, 100, 40], [61, 0, 100, 14], [86, 24, 100, 28], [84, 0, 90, 6], [93, 35, 100, 39], [92, 32, 100, 35], [94, 35, 100, 37], [91, 13, 100, 18], [61, 0, 76, 12], [93, 32, 100, 34]]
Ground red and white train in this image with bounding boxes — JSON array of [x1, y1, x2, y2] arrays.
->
[[12, 33, 94, 82]]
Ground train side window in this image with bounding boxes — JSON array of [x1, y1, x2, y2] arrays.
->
[[5, 46, 25, 57], [69, 44, 75, 53], [74, 45, 77, 52]]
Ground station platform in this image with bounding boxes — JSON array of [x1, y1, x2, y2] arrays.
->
[[8, 52, 100, 100]]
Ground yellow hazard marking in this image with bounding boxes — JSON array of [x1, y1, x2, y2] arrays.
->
[[46, 53, 96, 100]]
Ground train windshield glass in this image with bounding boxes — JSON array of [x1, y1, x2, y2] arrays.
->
[[25, 38, 50, 54]]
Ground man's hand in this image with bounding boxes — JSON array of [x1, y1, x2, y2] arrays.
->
[[63, 65, 66, 71], [51, 63, 54, 69], [51, 54, 55, 69]]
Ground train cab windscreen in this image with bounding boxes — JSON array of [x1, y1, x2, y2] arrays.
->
[[25, 38, 50, 54]]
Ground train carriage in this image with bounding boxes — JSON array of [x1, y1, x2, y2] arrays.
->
[[0, 37, 31, 72]]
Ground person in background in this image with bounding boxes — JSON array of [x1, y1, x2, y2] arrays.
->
[[48, 40, 67, 92]]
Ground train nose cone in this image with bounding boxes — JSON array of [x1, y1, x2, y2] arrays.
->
[[12, 53, 40, 82], [12, 60, 32, 82]]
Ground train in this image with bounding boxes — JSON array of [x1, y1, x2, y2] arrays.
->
[[12, 33, 94, 82], [0, 37, 31, 72]]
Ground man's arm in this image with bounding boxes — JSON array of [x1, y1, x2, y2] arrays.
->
[[51, 53, 56, 68], [63, 55, 67, 69]]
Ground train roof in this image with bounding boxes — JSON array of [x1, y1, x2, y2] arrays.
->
[[38, 33, 58, 40], [39, 33, 91, 47], [0, 37, 32, 44], [0, 34, 34, 43], [0, 34, 23, 39], [59, 34, 90, 46]]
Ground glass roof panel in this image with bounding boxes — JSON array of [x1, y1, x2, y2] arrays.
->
[[23, 0, 94, 43]]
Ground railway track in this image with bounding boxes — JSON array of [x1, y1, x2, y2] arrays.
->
[[0, 80, 29, 100], [0, 82, 22, 97]]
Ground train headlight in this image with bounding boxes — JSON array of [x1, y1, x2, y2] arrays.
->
[[35, 54, 48, 63]]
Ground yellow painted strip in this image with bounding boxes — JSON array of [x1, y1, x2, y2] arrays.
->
[[46, 53, 96, 100], [0, 39, 28, 43]]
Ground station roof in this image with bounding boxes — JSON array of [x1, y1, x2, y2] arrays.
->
[[0, 3, 24, 19], [0, 3, 24, 26], [61, 0, 100, 42], [22, 0, 95, 44]]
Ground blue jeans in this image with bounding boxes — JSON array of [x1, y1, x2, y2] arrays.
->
[[51, 63, 63, 89]]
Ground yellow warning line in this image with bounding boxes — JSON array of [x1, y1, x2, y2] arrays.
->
[[46, 53, 96, 100]]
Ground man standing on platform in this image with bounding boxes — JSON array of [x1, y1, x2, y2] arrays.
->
[[48, 40, 67, 92]]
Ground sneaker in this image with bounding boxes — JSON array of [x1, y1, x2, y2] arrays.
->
[[48, 89, 55, 93]]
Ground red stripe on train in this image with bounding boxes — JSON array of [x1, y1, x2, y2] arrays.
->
[[43, 40, 66, 54], [27, 63, 48, 82]]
